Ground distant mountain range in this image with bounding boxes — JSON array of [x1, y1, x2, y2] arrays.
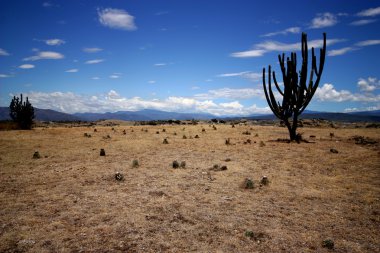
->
[[0, 107, 80, 121], [73, 109, 214, 121], [0, 107, 379, 122], [244, 110, 380, 122]]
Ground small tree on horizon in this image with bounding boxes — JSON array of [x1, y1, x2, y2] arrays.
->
[[9, 94, 35, 130], [262, 32, 327, 142]]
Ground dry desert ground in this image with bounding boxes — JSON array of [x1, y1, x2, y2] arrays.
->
[[0, 121, 379, 252]]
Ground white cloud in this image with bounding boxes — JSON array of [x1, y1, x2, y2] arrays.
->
[[65, 69, 78, 73], [315, 83, 380, 102], [230, 49, 266, 58], [85, 59, 104, 64], [310, 13, 338, 29], [357, 6, 380, 17], [45, 39, 65, 46], [218, 71, 261, 82], [0, 48, 10, 56], [355, 40, 380, 47], [231, 38, 343, 58], [357, 77, 380, 92], [19, 64, 35, 69], [83, 47, 103, 53], [109, 74, 120, 79], [261, 27, 301, 37], [42, 2, 52, 7], [98, 8, 137, 31], [0, 74, 11, 78], [155, 11, 169, 16], [350, 19, 377, 26], [154, 63, 167, 66], [23, 51, 64, 61], [92, 77, 100, 80], [195, 87, 263, 100], [21, 90, 269, 116], [328, 47, 356, 56], [148, 80, 156, 84], [344, 105, 380, 112]]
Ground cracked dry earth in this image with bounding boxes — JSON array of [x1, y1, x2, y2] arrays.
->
[[0, 123, 379, 252]]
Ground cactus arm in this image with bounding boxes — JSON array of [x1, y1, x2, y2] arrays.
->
[[267, 66, 282, 117], [272, 71, 284, 96], [262, 67, 280, 118]]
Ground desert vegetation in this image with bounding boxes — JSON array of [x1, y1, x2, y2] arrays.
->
[[0, 120, 379, 252], [263, 33, 326, 142], [9, 94, 35, 130]]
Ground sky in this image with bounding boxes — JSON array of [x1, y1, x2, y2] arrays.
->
[[0, 0, 380, 116]]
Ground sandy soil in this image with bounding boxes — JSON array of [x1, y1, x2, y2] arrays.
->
[[0, 123, 379, 252]]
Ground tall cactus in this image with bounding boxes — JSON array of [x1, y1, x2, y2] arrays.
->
[[9, 94, 35, 129], [262, 33, 326, 142]]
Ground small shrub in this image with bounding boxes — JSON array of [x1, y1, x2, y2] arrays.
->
[[180, 161, 186, 168], [100, 148, 106, 156], [242, 131, 251, 135], [231, 124, 235, 128], [183, 135, 187, 139], [211, 164, 227, 171], [194, 135, 200, 139], [259, 141, 266, 147], [173, 132, 177, 135], [322, 239, 334, 250], [225, 158, 231, 162], [244, 231, 267, 241], [123, 130, 127, 135], [244, 178, 254, 189], [245, 230, 254, 238], [225, 138, 231, 145], [255, 133, 259, 137], [202, 128, 206, 132], [220, 165, 227, 171], [94, 128, 97, 132], [132, 159, 139, 168], [172, 160, 180, 169], [33, 151, 41, 159], [330, 148, 338, 153], [162, 129, 166, 132], [115, 172, 124, 181], [156, 131, 160, 134], [260, 176, 269, 186], [330, 132, 334, 139], [163, 138, 169, 144], [213, 125, 217, 130]]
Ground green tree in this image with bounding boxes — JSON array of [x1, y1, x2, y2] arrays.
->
[[9, 94, 35, 129]]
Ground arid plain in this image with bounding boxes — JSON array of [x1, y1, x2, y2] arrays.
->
[[0, 121, 379, 252]]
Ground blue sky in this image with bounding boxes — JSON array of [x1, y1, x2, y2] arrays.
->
[[1, 0, 380, 116]]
